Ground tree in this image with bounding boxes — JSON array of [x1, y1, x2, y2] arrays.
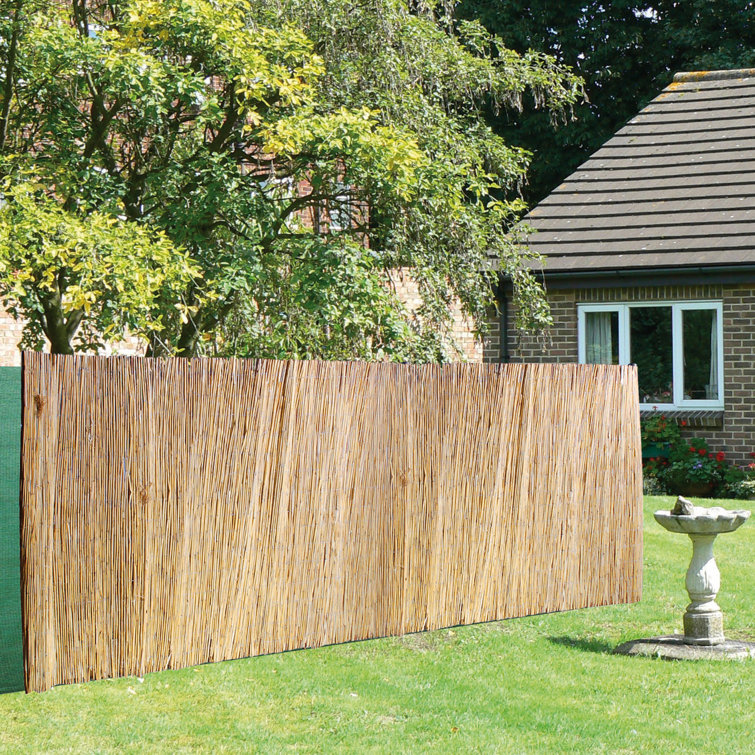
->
[[0, 0, 583, 358], [0, 0, 203, 354], [0, 181, 199, 353], [460, 1, 755, 205]]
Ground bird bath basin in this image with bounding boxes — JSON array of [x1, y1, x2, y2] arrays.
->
[[654, 506, 750, 536], [655, 499, 750, 646]]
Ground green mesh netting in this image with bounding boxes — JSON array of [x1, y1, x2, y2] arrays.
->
[[0, 366, 23, 693]]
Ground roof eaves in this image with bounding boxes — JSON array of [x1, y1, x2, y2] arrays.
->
[[533, 263, 755, 291]]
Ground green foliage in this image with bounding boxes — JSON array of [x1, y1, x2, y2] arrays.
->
[[260, 0, 584, 340], [663, 438, 729, 490], [219, 238, 437, 361], [640, 413, 681, 447], [0, 0, 581, 357], [720, 462, 755, 501], [642, 429, 755, 499], [0, 181, 199, 352], [460, 1, 755, 205]]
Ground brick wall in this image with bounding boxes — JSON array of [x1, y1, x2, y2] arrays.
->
[[388, 269, 483, 362], [0, 308, 24, 367], [0, 305, 146, 365], [501, 282, 755, 465], [506, 289, 579, 364], [482, 308, 500, 363], [701, 285, 755, 465]]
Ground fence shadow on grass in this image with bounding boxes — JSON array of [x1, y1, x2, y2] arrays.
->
[[547, 636, 615, 654]]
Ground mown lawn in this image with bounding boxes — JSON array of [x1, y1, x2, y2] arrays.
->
[[1, 496, 753, 754]]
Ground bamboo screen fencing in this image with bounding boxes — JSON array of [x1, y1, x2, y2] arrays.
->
[[21, 354, 642, 692]]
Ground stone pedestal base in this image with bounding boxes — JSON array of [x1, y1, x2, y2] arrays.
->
[[614, 636, 755, 661], [683, 610, 724, 645]]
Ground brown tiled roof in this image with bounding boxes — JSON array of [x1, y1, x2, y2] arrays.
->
[[524, 69, 755, 274]]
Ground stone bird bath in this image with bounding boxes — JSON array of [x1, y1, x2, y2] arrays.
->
[[654, 499, 750, 646], [615, 497, 753, 661]]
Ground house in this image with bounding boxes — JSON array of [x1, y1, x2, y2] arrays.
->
[[491, 69, 755, 465]]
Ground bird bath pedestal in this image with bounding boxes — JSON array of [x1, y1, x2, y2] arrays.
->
[[654, 503, 750, 645], [614, 499, 753, 661]]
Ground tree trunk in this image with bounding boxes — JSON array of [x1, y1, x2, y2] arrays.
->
[[175, 318, 199, 357], [40, 280, 82, 355], [42, 305, 75, 355], [0, 0, 25, 152]]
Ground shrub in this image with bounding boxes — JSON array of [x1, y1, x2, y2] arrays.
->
[[718, 457, 755, 500], [642, 434, 755, 500], [640, 413, 682, 447]]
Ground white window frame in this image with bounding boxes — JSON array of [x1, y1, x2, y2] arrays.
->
[[577, 300, 724, 410], [328, 182, 352, 233]]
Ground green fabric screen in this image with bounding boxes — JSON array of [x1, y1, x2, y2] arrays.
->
[[0, 366, 23, 693]]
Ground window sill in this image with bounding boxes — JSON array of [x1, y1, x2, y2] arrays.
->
[[639, 409, 724, 429]]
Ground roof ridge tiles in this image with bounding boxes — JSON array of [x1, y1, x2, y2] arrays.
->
[[673, 69, 755, 82]]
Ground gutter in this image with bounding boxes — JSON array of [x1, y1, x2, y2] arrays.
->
[[499, 264, 755, 292]]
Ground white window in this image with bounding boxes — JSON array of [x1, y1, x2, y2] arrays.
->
[[254, 174, 296, 201], [328, 182, 352, 232], [577, 301, 724, 410]]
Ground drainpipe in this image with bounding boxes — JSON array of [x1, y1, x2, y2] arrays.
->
[[497, 280, 509, 363]]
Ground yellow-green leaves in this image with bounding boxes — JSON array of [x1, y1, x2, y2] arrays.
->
[[261, 107, 426, 201], [0, 183, 201, 350], [110, 1, 324, 124]]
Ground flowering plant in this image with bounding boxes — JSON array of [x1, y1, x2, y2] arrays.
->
[[643, 455, 669, 477], [643, 438, 755, 499], [662, 438, 727, 492]]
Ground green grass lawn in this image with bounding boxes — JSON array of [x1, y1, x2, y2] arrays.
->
[[1, 496, 753, 754]]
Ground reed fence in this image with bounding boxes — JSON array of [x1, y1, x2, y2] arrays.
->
[[20, 354, 642, 692]]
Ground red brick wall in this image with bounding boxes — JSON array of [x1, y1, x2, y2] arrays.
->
[[501, 283, 755, 465]]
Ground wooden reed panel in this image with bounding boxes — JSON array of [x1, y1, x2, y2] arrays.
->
[[20, 355, 642, 692]]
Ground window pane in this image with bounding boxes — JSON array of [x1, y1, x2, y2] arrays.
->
[[683, 309, 718, 400], [630, 306, 672, 404], [585, 311, 619, 364]]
